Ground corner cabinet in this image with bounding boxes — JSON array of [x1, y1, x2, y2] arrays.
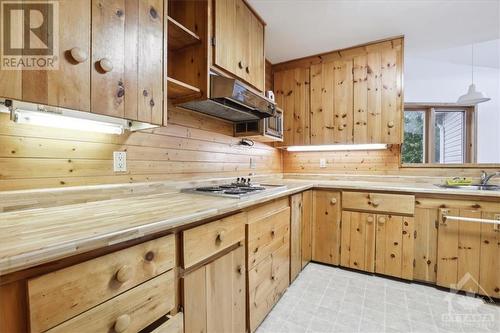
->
[[213, 0, 265, 92], [273, 37, 404, 145]]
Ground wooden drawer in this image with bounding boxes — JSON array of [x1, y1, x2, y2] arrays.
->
[[183, 212, 246, 268], [342, 191, 415, 215], [151, 313, 184, 333], [248, 243, 289, 332], [28, 235, 175, 332], [246, 197, 289, 223], [247, 207, 290, 269], [47, 270, 175, 333]]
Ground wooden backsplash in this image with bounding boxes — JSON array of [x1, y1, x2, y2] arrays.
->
[[283, 145, 498, 178], [0, 107, 282, 191]]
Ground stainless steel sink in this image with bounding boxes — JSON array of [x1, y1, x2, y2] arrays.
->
[[435, 184, 500, 191]]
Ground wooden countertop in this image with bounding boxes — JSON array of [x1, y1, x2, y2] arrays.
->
[[1, 178, 499, 275]]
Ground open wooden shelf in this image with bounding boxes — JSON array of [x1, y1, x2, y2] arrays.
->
[[167, 76, 201, 101], [167, 16, 201, 51]]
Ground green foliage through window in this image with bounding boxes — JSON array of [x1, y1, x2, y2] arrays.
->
[[401, 111, 424, 163]]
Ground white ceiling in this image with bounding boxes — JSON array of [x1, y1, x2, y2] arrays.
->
[[248, 0, 500, 65]]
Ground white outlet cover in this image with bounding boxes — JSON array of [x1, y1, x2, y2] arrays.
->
[[249, 158, 256, 169], [319, 158, 326, 168], [113, 151, 127, 172]]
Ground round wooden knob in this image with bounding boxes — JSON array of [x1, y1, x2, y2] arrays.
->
[[387, 121, 395, 128], [216, 231, 225, 243], [114, 314, 131, 333], [245, 66, 250, 74], [70, 47, 88, 63], [338, 125, 344, 131], [238, 61, 243, 69], [330, 198, 337, 205], [366, 216, 374, 223], [378, 217, 386, 224], [115, 265, 133, 283], [371, 200, 380, 207], [237, 265, 243, 274], [99, 58, 113, 72]]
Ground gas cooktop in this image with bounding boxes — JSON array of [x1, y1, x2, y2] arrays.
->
[[182, 178, 287, 198]]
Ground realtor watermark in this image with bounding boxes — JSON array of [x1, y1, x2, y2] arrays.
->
[[1, 0, 59, 70], [442, 273, 496, 330]]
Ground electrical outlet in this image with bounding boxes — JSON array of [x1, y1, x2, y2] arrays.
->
[[113, 151, 127, 172], [249, 157, 256, 169], [319, 158, 326, 168]]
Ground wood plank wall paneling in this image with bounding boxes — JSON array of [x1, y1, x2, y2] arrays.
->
[[0, 106, 282, 191]]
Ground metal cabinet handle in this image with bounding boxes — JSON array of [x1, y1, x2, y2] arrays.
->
[[442, 215, 500, 226]]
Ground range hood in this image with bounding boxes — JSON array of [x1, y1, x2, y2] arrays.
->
[[179, 74, 276, 122]]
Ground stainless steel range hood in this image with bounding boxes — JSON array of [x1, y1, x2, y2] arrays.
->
[[178, 74, 276, 122]]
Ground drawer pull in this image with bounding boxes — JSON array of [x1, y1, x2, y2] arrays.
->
[[99, 58, 113, 72], [442, 215, 500, 226], [366, 215, 374, 223], [378, 217, 386, 224], [216, 231, 225, 243], [70, 47, 88, 63], [387, 120, 395, 128], [371, 200, 380, 207], [330, 198, 337, 205], [114, 314, 131, 333], [115, 265, 133, 283]]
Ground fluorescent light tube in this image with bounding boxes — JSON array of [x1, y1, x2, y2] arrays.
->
[[286, 144, 388, 152], [13, 109, 126, 135]]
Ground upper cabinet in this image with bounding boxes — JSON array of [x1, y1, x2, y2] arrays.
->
[[213, 0, 266, 92], [0, 0, 165, 126], [273, 37, 404, 145]]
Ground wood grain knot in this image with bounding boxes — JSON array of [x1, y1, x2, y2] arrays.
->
[[116, 9, 124, 17], [150, 99, 155, 107], [145, 251, 155, 261], [150, 7, 158, 19], [143, 90, 149, 97], [390, 254, 396, 258], [495, 287, 499, 293]]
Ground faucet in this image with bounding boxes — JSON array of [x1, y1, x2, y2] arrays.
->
[[480, 171, 500, 185]]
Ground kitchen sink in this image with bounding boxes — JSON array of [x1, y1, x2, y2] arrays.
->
[[435, 184, 500, 191]]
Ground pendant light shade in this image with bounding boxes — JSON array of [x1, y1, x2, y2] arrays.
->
[[457, 44, 490, 105], [457, 84, 491, 104]]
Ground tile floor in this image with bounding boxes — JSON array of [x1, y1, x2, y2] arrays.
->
[[256, 263, 500, 333]]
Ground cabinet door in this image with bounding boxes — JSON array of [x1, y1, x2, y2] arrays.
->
[[375, 214, 414, 279], [414, 207, 438, 283], [479, 212, 500, 298], [310, 61, 353, 144], [274, 68, 310, 146], [213, 0, 237, 75], [234, 0, 250, 81], [301, 190, 313, 268], [22, 0, 91, 110], [437, 209, 481, 293], [247, 12, 264, 91], [183, 245, 246, 333], [312, 190, 341, 265], [290, 193, 302, 282], [340, 211, 376, 272]]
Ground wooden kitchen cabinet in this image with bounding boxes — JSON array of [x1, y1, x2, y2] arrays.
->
[[246, 198, 290, 332], [413, 207, 439, 283], [272, 37, 403, 145], [20, 0, 91, 111], [213, 0, 265, 91], [183, 245, 246, 333], [1, 0, 164, 125], [274, 68, 311, 146], [312, 190, 341, 265], [301, 190, 313, 268], [92, 0, 164, 124], [340, 211, 376, 272], [290, 193, 302, 282]]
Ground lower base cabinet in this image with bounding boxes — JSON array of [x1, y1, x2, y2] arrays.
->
[[340, 210, 414, 279], [312, 190, 342, 265], [183, 245, 246, 333]]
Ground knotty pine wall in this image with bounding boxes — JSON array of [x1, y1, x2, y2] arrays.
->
[[0, 106, 282, 191], [283, 145, 499, 179]]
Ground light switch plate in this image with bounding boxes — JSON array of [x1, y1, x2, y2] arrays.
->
[[113, 151, 127, 172], [319, 158, 326, 168], [249, 157, 256, 169]]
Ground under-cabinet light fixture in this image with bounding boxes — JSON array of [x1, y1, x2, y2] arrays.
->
[[286, 144, 388, 152], [2, 99, 159, 135]]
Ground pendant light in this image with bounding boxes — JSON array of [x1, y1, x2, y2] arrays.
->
[[457, 44, 491, 104]]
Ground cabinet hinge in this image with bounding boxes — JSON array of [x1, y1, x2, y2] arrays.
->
[[434, 263, 437, 273], [414, 230, 417, 239], [211, 36, 216, 47], [413, 259, 416, 267], [435, 219, 439, 229]]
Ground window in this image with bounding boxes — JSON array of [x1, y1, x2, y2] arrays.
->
[[402, 104, 475, 164]]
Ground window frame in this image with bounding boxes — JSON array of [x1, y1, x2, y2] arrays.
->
[[402, 103, 477, 165]]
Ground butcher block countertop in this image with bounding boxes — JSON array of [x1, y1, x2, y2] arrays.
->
[[1, 177, 499, 275]]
